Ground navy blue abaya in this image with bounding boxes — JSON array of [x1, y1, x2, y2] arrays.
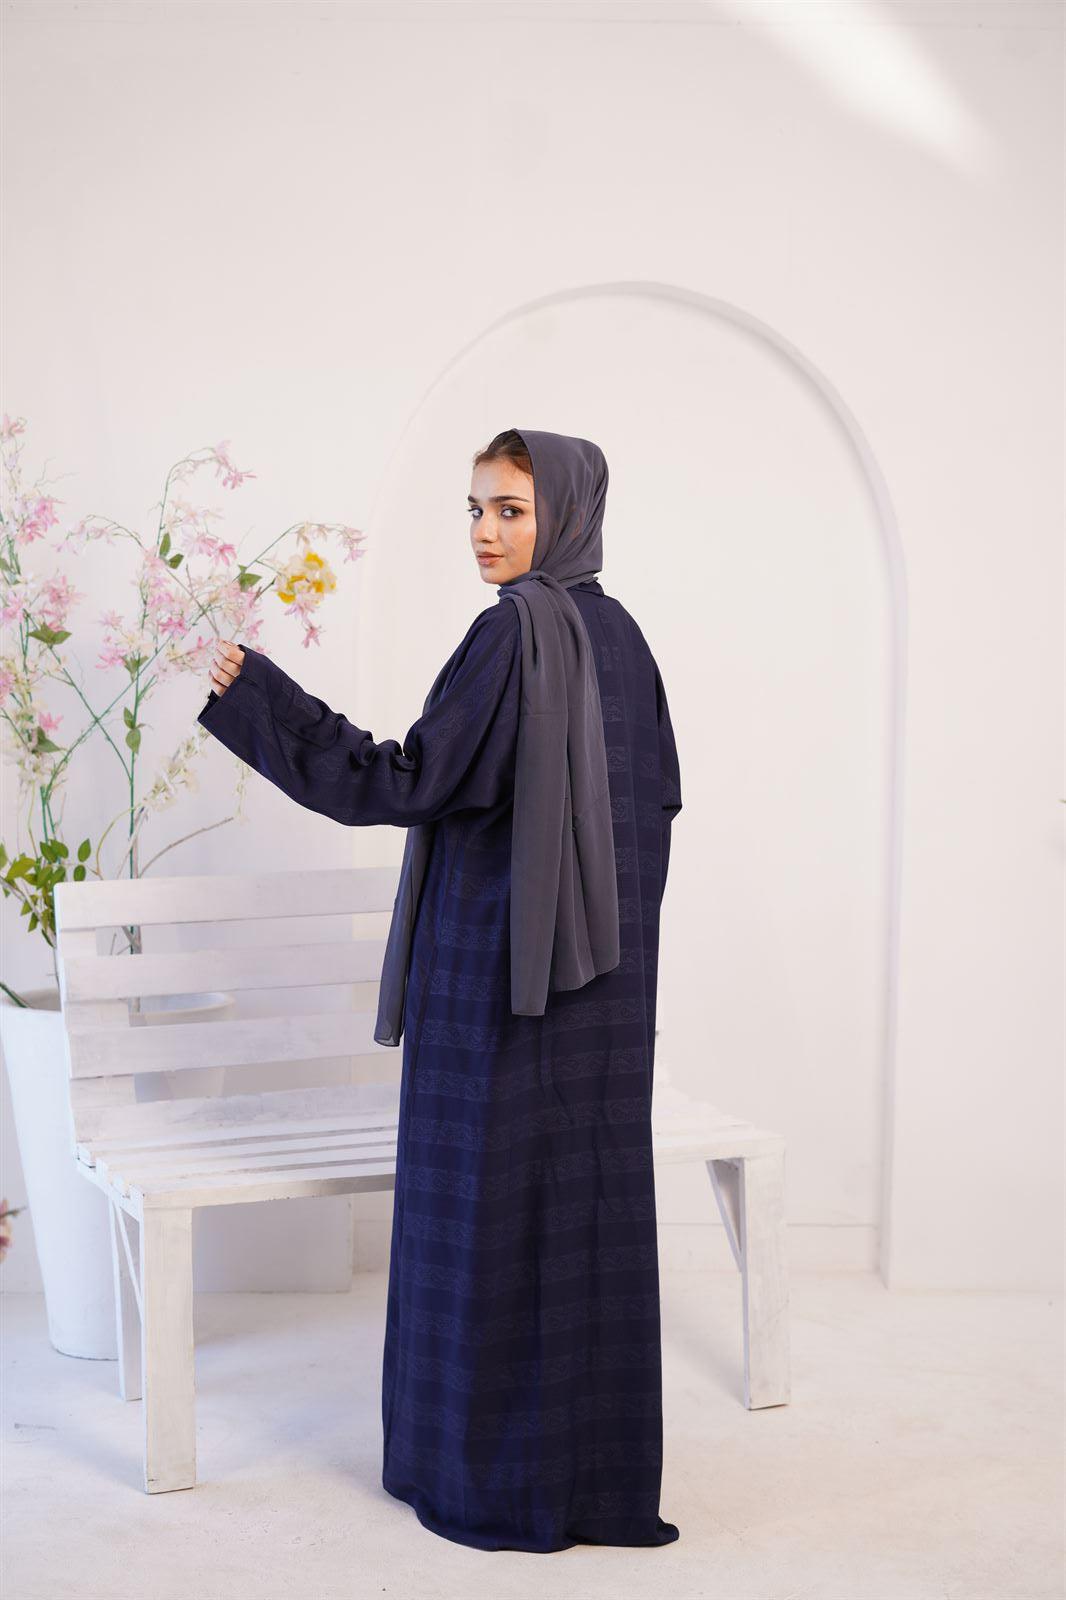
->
[[197, 578, 683, 1553]]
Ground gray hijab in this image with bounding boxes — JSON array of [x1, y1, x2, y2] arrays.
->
[[373, 427, 620, 1046]]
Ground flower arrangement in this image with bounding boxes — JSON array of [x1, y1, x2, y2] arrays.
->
[[0, 416, 366, 1007]]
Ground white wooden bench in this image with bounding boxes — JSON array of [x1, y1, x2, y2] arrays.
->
[[650, 1084, 791, 1412], [53, 866, 790, 1495]]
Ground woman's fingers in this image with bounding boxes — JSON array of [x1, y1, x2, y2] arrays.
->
[[209, 640, 246, 696]]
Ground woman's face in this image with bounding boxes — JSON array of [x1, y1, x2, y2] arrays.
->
[[468, 458, 537, 586]]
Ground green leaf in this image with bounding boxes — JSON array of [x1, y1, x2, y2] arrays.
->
[[167, 553, 183, 568], [73, 864, 86, 881], [159, 530, 171, 558], [77, 839, 91, 861], [28, 624, 72, 648], [125, 728, 142, 754], [237, 569, 262, 590]]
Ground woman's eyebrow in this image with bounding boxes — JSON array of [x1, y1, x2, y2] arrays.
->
[[467, 494, 531, 504]]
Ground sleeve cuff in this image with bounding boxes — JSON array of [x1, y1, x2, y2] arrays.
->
[[231, 642, 274, 692], [196, 642, 274, 726]]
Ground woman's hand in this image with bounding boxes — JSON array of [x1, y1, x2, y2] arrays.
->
[[209, 640, 245, 697]]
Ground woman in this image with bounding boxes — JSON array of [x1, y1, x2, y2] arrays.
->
[[198, 427, 683, 1554]]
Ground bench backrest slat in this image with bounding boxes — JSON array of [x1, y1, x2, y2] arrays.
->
[[66, 1009, 384, 1079], [62, 937, 388, 1003], [54, 867, 399, 931], [54, 867, 400, 1151]]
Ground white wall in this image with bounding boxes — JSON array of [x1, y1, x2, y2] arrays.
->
[[2, 0, 1061, 1293]]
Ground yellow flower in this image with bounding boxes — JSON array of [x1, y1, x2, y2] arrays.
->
[[275, 548, 337, 611]]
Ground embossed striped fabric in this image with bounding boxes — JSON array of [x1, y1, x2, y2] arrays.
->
[[197, 578, 683, 1552]]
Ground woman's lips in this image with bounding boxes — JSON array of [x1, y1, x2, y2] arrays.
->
[[477, 553, 502, 563]]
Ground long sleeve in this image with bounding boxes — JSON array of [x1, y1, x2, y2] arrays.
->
[[196, 603, 523, 828], [653, 660, 682, 900]]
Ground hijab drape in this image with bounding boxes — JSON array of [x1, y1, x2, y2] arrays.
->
[[374, 428, 620, 1046]]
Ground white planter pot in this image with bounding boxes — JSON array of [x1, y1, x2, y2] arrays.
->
[[0, 984, 233, 1360], [1, 984, 115, 1359]]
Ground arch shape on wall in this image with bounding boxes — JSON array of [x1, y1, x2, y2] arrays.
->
[[366, 280, 908, 1286]]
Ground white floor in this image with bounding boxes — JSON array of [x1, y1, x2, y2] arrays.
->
[[3, 1272, 1062, 1600]]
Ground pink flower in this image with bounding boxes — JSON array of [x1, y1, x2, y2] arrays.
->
[[1, 589, 28, 624], [39, 573, 82, 629], [335, 527, 368, 563], [211, 440, 256, 491], [16, 494, 61, 545], [95, 641, 130, 670], [68, 515, 121, 548]]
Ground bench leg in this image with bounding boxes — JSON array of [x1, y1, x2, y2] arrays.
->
[[139, 1208, 196, 1493], [109, 1197, 142, 1402], [737, 1151, 790, 1409]]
